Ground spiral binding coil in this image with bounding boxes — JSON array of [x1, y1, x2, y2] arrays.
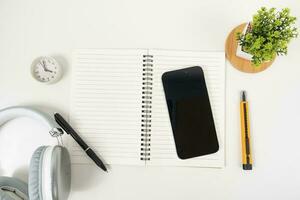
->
[[141, 54, 153, 161]]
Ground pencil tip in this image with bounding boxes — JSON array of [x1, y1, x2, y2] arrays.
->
[[241, 91, 247, 101]]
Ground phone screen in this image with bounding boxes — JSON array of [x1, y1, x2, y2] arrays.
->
[[162, 66, 219, 159]]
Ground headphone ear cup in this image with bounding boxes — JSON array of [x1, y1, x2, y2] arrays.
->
[[28, 146, 47, 200], [0, 176, 28, 200], [51, 146, 71, 200], [0, 191, 13, 200], [28, 146, 71, 200]]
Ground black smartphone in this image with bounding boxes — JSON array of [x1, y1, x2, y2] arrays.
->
[[162, 66, 219, 159]]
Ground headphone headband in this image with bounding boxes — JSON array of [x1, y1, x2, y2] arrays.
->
[[0, 106, 63, 137]]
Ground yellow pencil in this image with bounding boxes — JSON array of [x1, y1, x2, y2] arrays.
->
[[240, 91, 252, 170]]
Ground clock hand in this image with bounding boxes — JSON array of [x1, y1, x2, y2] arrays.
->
[[40, 61, 47, 71], [44, 67, 54, 73], [41, 60, 54, 73]]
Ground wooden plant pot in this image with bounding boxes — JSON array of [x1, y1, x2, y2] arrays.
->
[[225, 23, 275, 73]]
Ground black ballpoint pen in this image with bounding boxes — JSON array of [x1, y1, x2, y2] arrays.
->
[[54, 113, 108, 172]]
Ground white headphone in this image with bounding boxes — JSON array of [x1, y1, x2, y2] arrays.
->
[[0, 106, 71, 200]]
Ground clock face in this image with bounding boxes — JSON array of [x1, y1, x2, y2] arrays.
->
[[31, 57, 62, 83]]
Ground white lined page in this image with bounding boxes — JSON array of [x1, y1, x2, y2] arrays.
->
[[148, 50, 225, 167], [70, 49, 146, 166]]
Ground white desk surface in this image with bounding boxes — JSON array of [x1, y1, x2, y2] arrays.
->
[[0, 0, 300, 199]]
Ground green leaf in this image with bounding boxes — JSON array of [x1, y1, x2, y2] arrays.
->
[[236, 7, 298, 66]]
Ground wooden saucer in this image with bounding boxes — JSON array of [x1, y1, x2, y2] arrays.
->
[[225, 23, 275, 73]]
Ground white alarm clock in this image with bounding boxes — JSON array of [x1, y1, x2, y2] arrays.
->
[[31, 57, 63, 84]]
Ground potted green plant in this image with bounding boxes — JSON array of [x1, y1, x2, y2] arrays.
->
[[236, 7, 298, 66]]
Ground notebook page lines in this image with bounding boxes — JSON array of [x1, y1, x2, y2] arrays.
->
[[70, 49, 146, 166]]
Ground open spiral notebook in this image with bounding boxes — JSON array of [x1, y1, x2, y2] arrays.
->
[[70, 49, 225, 168]]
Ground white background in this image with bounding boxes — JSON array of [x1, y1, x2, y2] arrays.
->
[[0, 0, 300, 199]]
